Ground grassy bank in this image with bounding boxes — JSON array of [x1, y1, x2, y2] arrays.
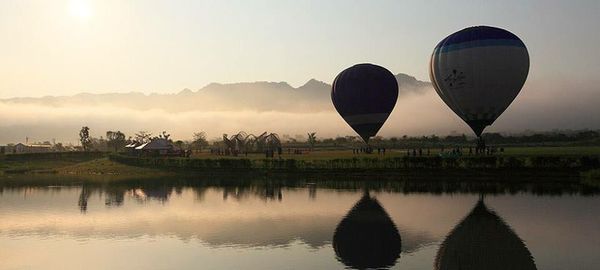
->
[[0, 152, 106, 174], [2, 148, 600, 187], [0, 152, 174, 183], [58, 158, 174, 177], [582, 169, 600, 188]]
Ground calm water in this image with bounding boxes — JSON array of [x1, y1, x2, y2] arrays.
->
[[0, 180, 599, 269]]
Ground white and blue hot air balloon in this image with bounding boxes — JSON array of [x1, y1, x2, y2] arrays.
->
[[429, 26, 530, 137]]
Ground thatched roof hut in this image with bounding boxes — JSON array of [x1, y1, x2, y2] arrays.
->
[[333, 193, 402, 269], [435, 199, 537, 270]]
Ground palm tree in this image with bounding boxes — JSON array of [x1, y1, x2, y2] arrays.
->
[[307, 132, 317, 151]]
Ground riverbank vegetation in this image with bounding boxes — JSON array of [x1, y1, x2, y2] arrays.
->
[[109, 152, 600, 171], [58, 158, 173, 177], [582, 169, 600, 187], [2, 147, 599, 188], [0, 152, 173, 181]]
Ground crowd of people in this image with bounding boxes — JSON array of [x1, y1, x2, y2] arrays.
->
[[352, 147, 388, 155], [208, 144, 504, 158]]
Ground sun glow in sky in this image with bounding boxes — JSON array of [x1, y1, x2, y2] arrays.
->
[[0, 0, 599, 98], [68, 0, 92, 20]]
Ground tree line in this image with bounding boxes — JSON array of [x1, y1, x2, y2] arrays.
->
[[76, 126, 600, 152], [78, 127, 209, 152]]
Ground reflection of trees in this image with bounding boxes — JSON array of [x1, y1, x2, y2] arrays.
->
[[222, 185, 282, 201], [193, 187, 208, 201], [435, 198, 537, 270], [333, 192, 402, 269], [133, 186, 173, 203], [104, 186, 127, 207], [78, 186, 92, 213], [308, 183, 317, 200]]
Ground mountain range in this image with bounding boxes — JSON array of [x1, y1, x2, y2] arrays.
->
[[2, 72, 597, 144], [1, 74, 431, 112]]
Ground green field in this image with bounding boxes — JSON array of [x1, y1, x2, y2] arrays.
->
[[58, 158, 172, 177], [500, 146, 600, 156], [0, 152, 104, 174], [0, 152, 172, 182]]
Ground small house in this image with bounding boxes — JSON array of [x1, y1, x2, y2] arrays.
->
[[134, 138, 181, 156]]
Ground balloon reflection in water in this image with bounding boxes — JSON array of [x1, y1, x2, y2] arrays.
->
[[435, 198, 537, 270], [333, 192, 402, 269]]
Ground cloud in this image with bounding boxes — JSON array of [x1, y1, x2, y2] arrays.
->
[[0, 79, 598, 144]]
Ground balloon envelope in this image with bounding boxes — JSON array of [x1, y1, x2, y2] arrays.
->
[[435, 199, 537, 270], [333, 193, 402, 269], [332, 63, 398, 143], [429, 26, 529, 136]]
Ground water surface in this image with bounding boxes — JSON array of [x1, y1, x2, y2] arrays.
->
[[0, 180, 598, 269]]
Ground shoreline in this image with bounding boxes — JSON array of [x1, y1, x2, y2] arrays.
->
[[1, 152, 598, 189]]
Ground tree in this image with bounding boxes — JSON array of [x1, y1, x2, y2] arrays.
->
[[54, 143, 66, 152], [134, 131, 152, 144], [79, 126, 92, 151], [307, 132, 317, 150], [174, 140, 185, 150], [159, 131, 171, 141], [91, 136, 108, 152], [106, 131, 127, 152], [192, 132, 209, 151]]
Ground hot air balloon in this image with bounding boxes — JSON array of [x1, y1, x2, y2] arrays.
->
[[333, 192, 402, 269], [435, 198, 537, 270], [332, 64, 399, 144], [429, 26, 529, 137]]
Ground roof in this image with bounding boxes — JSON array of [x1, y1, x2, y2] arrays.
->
[[13, 143, 52, 148], [28, 144, 52, 148], [135, 139, 173, 150], [125, 142, 141, 148]]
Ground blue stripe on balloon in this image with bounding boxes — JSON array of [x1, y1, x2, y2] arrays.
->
[[434, 39, 525, 54], [439, 26, 520, 46]]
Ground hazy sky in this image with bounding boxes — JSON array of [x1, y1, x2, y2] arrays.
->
[[1, 0, 599, 98]]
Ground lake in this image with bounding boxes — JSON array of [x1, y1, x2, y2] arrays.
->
[[1, 178, 599, 269]]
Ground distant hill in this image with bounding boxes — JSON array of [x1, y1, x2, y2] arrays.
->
[[1, 74, 431, 112], [1, 72, 599, 144]]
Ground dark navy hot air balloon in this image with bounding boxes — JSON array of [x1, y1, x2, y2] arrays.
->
[[332, 64, 399, 143], [430, 26, 530, 137]]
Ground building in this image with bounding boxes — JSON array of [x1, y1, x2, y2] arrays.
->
[[124, 142, 142, 154], [134, 139, 182, 156], [11, 143, 53, 154]]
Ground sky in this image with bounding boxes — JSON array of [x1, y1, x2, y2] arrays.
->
[[0, 1, 599, 143], [1, 0, 599, 98]]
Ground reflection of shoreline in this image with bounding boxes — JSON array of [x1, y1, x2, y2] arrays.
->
[[435, 199, 537, 270], [1, 175, 596, 197], [0, 187, 438, 251]]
